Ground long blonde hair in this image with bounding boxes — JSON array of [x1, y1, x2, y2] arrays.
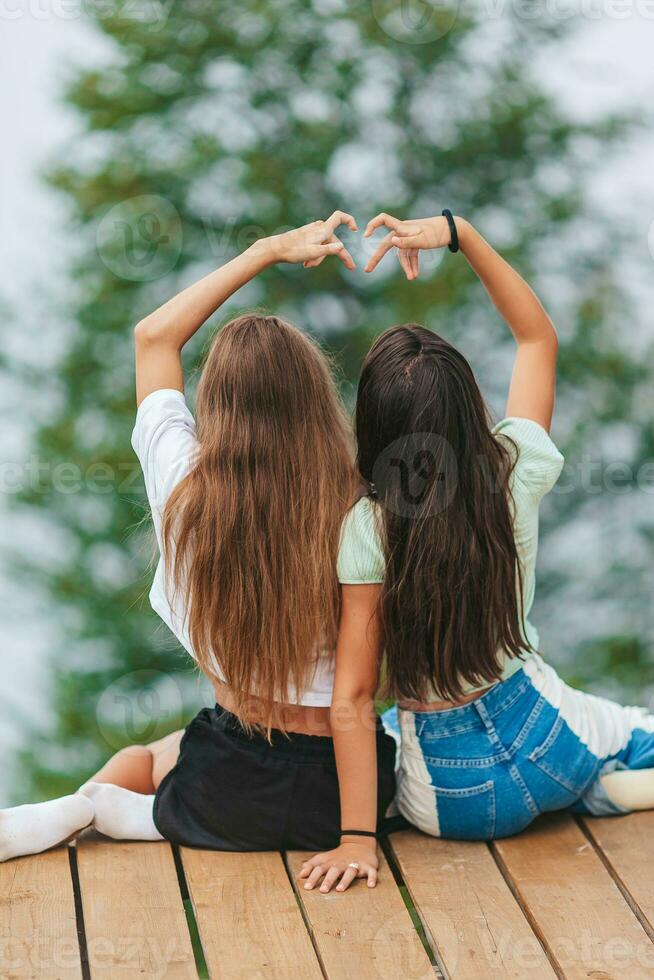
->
[[162, 313, 355, 727]]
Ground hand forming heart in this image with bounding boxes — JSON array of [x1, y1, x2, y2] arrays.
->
[[263, 210, 456, 279], [363, 212, 454, 280]]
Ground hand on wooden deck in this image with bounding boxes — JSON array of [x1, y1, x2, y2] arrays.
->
[[299, 841, 379, 892]]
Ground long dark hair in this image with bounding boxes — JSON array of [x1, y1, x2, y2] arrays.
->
[[356, 324, 529, 701]]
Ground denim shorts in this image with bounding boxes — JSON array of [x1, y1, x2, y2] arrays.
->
[[382, 653, 654, 840]]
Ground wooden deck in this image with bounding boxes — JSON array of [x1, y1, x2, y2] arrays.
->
[[2, 811, 654, 979]]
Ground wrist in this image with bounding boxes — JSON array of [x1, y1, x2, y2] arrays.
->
[[340, 836, 376, 847], [340, 829, 377, 845], [453, 216, 470, 247], [245, 237, 277, 270]]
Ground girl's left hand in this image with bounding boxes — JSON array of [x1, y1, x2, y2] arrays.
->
[[298, 841, 379, 892], [363, 212, 455, 279]]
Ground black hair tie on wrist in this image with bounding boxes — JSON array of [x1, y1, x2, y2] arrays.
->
[[340, 829, 377, 839], [442, 208, 459, 253]]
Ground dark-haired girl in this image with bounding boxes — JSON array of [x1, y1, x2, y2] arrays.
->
[[301, 213, 654, 886]]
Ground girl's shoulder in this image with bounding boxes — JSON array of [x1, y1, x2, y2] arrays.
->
[[493, 416, 564, 501], [337, 496, 385, 585], [132, 387, 199, 509]]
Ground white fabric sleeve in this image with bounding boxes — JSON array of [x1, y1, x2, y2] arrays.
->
[[493, 416, 564, 501], [131, 388, 199, 516], [337, 497, 385, 584]]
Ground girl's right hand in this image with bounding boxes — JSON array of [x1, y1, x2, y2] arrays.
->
[[262, 212, 357, 270]]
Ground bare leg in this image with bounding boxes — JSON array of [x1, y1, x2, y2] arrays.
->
[[78, 729, 184, 842], [601, 768, 654, 811], [87, 730, 183, 793], [0, 730, 184, 861]]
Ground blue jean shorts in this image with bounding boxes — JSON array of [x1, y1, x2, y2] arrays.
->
[[382, 653, 654, 840]]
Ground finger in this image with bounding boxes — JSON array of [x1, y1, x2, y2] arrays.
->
[[320, 866, 342, 893], [364, 212, 402, 237], [324, 210, 358, 234], [299, 854, 325, 876], [335, 865, 359, 892], [409, 249, 419, 279], [364, 233, 394, 273], [304, 865, 325, 890], [324, 233, 356, 269], [394, 224, 422, 238], [337, 244, 356, 270], [391, 230, 424, 249], [366, 866, 378, 888], [306, 236, 354, 268], [311, 240, 344, 259], [398, 247, 413, 280]]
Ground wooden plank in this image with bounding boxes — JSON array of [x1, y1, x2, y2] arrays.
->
[[77, 837, 195, 978], [287, 849, 434, 980], [390, 830, 555, 977], [0, 846, 82, 979], [581, 812, 654, 939], [181, 848, 322, 980], [493, 812, 654, 979]]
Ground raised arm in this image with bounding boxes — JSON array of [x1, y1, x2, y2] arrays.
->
[[456, 220, 558, 431], [134, 212, 357, 405], [299, 584, 382, 892], [364, 213, 558, 431]]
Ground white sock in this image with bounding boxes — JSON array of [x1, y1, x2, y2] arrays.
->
[[78, 782, 163, 841], [0, 794, 94, 862]]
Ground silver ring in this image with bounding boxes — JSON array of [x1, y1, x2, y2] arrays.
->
[[348, 862, 360, 870]]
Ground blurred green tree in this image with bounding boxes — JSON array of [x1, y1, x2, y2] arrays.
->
[[10, 0, 654, 799]]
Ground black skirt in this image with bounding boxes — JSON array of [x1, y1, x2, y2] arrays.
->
[[153, 703, 400, 851]]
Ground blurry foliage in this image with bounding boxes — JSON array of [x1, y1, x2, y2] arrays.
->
[[10, 0, 654, 799]]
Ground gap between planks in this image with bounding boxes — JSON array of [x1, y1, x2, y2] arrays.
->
[[181, 848, 323, 980], [0, 844, 83, 980], [388, 830, 556, 979], [75, 834, 196, 979], [491, 812, 654, 979], [577, 811, 654, 943], [286, 848, 435, 980]]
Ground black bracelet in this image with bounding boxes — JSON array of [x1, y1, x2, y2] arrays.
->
[[340, 829, 377, 839], [442, 208, 459, 253]]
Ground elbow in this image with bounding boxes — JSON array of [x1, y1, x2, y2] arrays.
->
[[546, 325, 559, 364], [333, 673, 378, 706], [330, 686, 377, 734], [330, 683, 377, 715], [134, 318, 160, 346], [540, 311, 558, 352], [523, 321, 558, 355], [547, 321, 559, 353]]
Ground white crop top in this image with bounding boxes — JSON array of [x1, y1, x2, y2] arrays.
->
[[132, 388, 352, 707]]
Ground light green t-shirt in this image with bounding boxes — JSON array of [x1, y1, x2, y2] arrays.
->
[[337, 417, 565, 696]]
